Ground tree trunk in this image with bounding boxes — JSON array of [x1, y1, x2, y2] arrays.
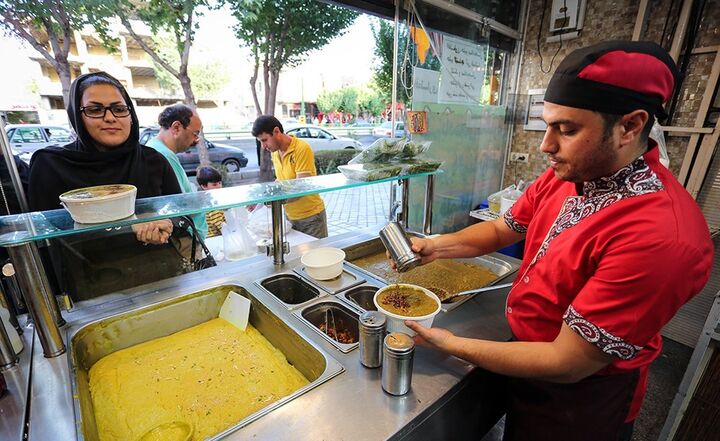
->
[[269, 70, 280, 120], [179, 73, 210, 168], [249, 41, 263, 116], [258, 59, 275, 183], [56, 62, 72, 107]]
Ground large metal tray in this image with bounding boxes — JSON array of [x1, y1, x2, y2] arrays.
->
[[342, 235, 520, 311], [66, 284, 344, 441]]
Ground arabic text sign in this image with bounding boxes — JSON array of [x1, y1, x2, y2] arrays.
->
[[439, 36, 485, 104], [413, 67, 439, 103]]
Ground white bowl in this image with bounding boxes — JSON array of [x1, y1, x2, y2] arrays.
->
[[374, 283, 441, 336], [59, 184, 137, 224], [301, 247, 346, 280]]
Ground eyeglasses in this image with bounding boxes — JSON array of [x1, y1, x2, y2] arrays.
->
[[80, 105, 131, 119]]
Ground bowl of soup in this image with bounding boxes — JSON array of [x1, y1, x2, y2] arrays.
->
[[59, 184, 137, 224], [374, 283, 441, 335]]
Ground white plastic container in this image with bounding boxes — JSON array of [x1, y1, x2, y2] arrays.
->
[[374, 284, 441, 336], [500, 189, 523, 215], [59, 184, 137, 224], [301, 247, 346, 280]]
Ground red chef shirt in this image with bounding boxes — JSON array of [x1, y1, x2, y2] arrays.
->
[[502, 145, 713, 422]]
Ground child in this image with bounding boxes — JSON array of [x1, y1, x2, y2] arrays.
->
[[196, 166, 225, 237]]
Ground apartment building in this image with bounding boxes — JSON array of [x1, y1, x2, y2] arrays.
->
[[26, 20, 231, 128]]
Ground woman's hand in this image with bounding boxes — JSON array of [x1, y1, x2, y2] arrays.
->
[[405, 321, 454, 351], [387, 236, 439, 271], [132, 220, 173, 245]]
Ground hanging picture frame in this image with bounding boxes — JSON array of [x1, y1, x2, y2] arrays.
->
[[408, 111, 428, 134]]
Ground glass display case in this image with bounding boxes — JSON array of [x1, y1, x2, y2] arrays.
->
[[0, 170, 441, 359]]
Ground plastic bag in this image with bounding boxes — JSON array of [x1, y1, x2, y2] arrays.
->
[[396, 140, 432, 159], [338, 163, 404, 181], [222, 207, 257, 261], [246, 204, 292, 239], [348, 137, 406, 164]]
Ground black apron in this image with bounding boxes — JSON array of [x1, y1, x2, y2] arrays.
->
[[502, 369, 639, 441]]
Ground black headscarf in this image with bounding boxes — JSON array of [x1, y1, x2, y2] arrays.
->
[[28, 72, 180, 211]]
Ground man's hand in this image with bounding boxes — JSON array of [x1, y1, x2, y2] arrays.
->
[[405, 320, 454, 351], [132, 220, 173, 245], [387, 236, 439, 271], [404, 320, 615, 384]]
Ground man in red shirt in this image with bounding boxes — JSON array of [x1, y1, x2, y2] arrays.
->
[[404, 41, 713, 440]]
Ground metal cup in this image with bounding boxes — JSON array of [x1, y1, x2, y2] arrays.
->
[[379, 222, 421, 273], [359, 311, 386, 368], [381, 332, 415, 395]]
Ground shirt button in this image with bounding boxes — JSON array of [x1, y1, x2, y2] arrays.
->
[[507, 306, 513, 313], [523, 276, 530, 283]]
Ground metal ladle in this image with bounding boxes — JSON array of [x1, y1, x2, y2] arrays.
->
[[440, 282, 514, 304]]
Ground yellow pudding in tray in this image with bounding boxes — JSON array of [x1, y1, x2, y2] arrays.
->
[[89, 318, 309, 441]]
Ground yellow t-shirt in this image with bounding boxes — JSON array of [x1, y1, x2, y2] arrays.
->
[[271, 137, 325, 220]]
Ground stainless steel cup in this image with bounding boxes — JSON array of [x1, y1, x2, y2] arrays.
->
[[381, 332, 415, 395], [359, 311, 386, 368], [379, 222, 421, 273]]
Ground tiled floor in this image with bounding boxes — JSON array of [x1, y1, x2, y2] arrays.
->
[[322, 181, 392, 236]]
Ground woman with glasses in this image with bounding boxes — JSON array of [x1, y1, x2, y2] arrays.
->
[[28, 72, 181, 239], [26, 72, 189, 300]]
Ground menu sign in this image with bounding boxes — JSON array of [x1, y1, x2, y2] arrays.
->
[[438, 35, 485, 105], [413, 67, 439, 103]]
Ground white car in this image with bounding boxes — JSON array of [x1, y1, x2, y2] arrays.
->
[[372, 121, 406, 138], [285, 125, 362, 151], [4, 124, 75, 154]]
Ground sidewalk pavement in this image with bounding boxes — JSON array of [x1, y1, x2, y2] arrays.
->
[[321, 181, 391, 236], [226, 169, 391, 236]]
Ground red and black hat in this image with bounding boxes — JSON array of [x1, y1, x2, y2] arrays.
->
[[544, 41, 680, 120]]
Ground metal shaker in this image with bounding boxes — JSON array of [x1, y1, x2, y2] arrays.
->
[[359, 311, 386, 368], [381, 332, 415, 395], [379, 222, 421, 273]]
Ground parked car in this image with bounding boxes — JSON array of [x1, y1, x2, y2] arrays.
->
[[4, 124, 75, 154], [372, 121, 407, 138], [139, 127, 248, 175], [285, 125, 362, 151]]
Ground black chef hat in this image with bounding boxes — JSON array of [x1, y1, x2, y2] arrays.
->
[[544, 41, 680, 121]]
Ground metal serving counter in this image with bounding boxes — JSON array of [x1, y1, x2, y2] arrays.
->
[[7, 229, 519, 441]]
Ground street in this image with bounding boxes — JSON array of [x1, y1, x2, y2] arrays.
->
[[219, 134, 379, 169]]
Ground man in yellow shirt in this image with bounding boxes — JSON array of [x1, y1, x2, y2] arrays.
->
[[252, 115, 328, 238]]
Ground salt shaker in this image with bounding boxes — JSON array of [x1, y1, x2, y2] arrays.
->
[[381, 332, 415, 395], [379, 222, 421, 273], [359, 311, 386, 368]]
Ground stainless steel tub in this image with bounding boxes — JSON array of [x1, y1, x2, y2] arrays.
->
[[336, 284, 381, 312], [294, 298, 361, 353], [258, 273, 322, 309], [342, 235, 520, 311], [66, 284, 344, 441]]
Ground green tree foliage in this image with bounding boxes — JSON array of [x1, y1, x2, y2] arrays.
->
[[95, 0, 213, 106], [92, 0, 215, 165], [371, 19, 440, 105], [358, 86, 385, 119], [228, 0, 357, 116], [151, 35, 230, 99], [228, 0, 357, 181], [0, 1, 93, 105], [316, 89, 342, 114], [371, 19, 396, 103], [317, 87, 364, 115]]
